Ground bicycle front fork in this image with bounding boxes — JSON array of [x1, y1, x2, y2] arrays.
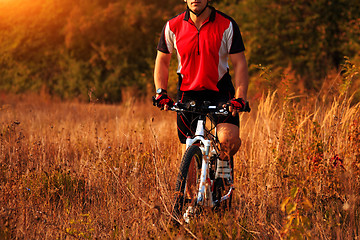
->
[[196, 140, 216, 207]]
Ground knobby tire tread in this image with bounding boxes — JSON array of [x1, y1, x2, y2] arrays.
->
[[172, 145, 202, 221]]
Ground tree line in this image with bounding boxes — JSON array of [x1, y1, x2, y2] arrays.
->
[[0, 0, 359, 102]]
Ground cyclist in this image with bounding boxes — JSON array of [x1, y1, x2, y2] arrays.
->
[[153, 0, 250, 180]]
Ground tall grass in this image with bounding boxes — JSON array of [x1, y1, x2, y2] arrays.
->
[[0, 82, 359, 239]]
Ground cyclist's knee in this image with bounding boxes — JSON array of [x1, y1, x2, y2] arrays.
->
[[223, 136, 241, 155], [217, 123, 241, 159]]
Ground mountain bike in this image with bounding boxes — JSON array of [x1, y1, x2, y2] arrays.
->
[[170, 100, 248, 224]]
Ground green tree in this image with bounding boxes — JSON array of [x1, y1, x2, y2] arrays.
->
[[2, 0, 358, 100], [62, 0, 181, 101], [0, 0, 182, 101], [241, 0, 360, 89]]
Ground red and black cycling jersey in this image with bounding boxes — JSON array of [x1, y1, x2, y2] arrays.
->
[[157, 6, 245, 92]]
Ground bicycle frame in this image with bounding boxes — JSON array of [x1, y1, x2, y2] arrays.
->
[[184, 114, 233, 209], [169, 102, 236, 223]]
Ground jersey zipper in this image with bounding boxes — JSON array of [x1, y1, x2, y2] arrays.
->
[[189, 18, 210, 56], [197, 30, 200, 55]]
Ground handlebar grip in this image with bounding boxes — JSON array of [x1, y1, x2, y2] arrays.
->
[[244, 101, 251, 112], [225, 101, 251, 112]]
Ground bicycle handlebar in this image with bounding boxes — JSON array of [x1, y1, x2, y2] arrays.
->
[[170, 101, 231, 116]]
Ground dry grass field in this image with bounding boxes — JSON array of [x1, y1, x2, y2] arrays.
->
[[1, 83, 359, 239]]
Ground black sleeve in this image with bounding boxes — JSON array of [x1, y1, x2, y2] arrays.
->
[[229, 20, 245, 54], [157, 23, 170, 53]]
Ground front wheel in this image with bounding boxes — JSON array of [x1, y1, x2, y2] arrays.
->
[[172, 145, 202, 223]]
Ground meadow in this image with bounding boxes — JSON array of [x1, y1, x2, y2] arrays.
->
[[0, 81, 359, 239]]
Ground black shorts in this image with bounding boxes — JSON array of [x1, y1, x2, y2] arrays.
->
[[176, 90, 239, 144]]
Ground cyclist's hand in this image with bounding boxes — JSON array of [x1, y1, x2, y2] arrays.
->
[[152, 94, 174, 110], [227, 98, 251, 116]]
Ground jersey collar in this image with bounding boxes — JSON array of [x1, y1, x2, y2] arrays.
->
[[184, 6, 216, 22]]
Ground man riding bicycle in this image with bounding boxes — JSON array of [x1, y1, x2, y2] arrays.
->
[[153, 0, 250, 179]]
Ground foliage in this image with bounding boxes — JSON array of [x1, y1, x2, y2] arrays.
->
[[0, 0, 181, 101], [339, 57, 360, 102], [0, 0, 359, 101], [238, 0, 360, 90], [280, 186, 312, 239]]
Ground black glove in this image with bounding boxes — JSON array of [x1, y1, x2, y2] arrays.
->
[[152, 94, 174, 109], [228, 98, 251, 112]]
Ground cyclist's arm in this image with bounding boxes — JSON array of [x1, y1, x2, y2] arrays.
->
[[229, 51, 249, 101], [154, 50, 171, 92]]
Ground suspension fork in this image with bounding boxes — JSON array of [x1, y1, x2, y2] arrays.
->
[[185, 117, 215, 207], [196, 138, 211, 204]]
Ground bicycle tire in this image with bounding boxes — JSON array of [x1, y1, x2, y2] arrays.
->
[[172, 145, 202, 222]]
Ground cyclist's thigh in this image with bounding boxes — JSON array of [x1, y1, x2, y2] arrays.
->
[[213, 110, 239, 144], [177, 112, 197, 144]]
